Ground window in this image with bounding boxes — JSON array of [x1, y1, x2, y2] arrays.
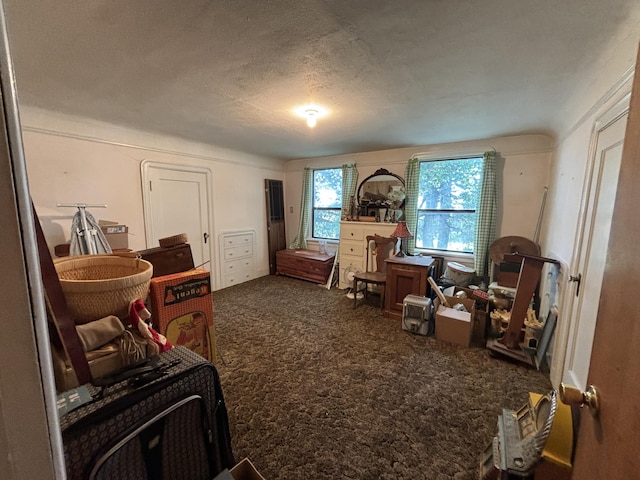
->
[[415, 157, 483, 253], [312, 168, 342, 239]]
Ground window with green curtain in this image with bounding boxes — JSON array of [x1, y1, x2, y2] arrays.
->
[[312, 168, 343, 239], [290, 164, 358, 247], [415, 157, 483, 253], [405, 151, 497, 278]]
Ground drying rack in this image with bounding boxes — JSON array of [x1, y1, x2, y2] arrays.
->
[[57, 203, 107, 255]]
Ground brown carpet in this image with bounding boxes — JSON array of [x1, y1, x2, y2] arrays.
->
[[212, 275, 552, 480]]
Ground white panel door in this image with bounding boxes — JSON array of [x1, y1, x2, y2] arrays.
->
[[142, 162, 212, 271], [562, 107, 627, 390]]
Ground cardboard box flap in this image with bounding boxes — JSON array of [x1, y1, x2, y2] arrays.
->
[[230, 458, 266, 480]]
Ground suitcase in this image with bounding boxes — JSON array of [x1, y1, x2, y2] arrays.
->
[[60, 346, 235, 479], [137, 244, 195, 278]]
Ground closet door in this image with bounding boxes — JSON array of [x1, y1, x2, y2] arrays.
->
[[142, 162, 213, 273]]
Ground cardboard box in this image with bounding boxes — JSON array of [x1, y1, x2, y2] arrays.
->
[[213, 458, 266, 480], [453, 286, 490, 346], [435, 295, 476, 347], [98, 220, 129, 250], [149, 269, 216, 363]]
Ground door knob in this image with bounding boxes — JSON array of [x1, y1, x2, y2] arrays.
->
[[559, 383, 600, 416]]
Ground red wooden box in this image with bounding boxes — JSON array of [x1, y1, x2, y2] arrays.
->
[[149, 269, 216, 363]]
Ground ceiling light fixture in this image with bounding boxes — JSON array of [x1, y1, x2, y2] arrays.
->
[[293, 104, 328, 129], [305, 109, 318, 128]]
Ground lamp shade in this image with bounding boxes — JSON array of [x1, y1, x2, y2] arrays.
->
[[391, 221, 413, 239]]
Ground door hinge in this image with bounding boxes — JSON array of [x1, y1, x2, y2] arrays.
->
[[203, 232, 210, 244]]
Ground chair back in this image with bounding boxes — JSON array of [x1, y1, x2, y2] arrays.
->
[[365, 235, 397, 274]]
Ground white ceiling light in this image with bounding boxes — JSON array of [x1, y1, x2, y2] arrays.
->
[[293, 104, 328, 128], [305, 109, 318, 128]]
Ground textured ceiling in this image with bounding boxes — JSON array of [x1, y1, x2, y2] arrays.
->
[[3, 0, 638, 160]]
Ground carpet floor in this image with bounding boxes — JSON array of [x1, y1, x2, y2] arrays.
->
[[212, 275, 552, 480]]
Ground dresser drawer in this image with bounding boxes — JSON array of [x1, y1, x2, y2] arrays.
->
[[223, 256, 255, 274], [339, 240, 364, 258], [224, 270, 256, 287], [222, 233, 253, 248], [339, 255, 364, 271], [223, 243, 253, 260], [341, 224, 364, 241]]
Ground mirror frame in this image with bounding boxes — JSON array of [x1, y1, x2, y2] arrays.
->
[[356, 168, 405, 221]]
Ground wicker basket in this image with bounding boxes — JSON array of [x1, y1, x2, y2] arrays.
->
[[54, 255, 153, 324], [159, 233, 188, 248]]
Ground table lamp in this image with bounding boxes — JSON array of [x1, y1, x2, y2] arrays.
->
[[391, 221, 413, 257]]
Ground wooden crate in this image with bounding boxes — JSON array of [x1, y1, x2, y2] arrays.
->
[[276, 249, 335, 284]]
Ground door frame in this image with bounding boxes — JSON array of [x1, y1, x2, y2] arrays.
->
[[140, 161, 216, 286], [265, 178, 286, 275], [549, 83, 632, 388]]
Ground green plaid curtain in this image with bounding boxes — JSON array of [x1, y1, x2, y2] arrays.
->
[[336, 164, 358, 257], [474, 151, 497, 277], [341, 163, 359, 217], [289, 167, 312, 249], [404, 158, 420, 255]]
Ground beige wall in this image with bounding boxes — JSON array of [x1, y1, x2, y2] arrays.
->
[[21, 107, 286, 288], [284, 134, 554, 263], [539, 15, 640, 386]]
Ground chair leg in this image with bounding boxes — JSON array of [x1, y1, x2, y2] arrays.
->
[[379, 285, 385, 313], [353, 278, 358, 308]]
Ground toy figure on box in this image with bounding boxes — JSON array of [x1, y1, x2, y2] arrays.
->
[[167, 312, 211, 361], [128, 299, 173, 355]]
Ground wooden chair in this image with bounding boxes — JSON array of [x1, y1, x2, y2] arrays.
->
[[353, 235, 397, 312]]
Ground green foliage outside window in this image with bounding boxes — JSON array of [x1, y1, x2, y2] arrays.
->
[[416, 157, 482, 253], [313, 168, 343, 239]]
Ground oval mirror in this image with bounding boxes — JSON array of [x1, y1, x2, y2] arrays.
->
[[357, 168, 405, 222]]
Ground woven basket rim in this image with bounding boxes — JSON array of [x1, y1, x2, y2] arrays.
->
[[55, 256, 153, 293]]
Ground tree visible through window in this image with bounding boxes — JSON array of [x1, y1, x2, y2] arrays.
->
[[313, 168, 342, 239], [416, 157, 483, 253]]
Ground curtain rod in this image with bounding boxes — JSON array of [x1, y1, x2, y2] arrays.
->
[[411, 146, 496, 161]]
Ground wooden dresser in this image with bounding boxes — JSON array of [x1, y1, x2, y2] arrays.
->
[[338, 220, 398, 289], [276, 249, 335, 284]]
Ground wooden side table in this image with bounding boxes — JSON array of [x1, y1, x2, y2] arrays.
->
[[384, 255, 435, 320]]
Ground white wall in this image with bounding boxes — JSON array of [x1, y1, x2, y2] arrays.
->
[[284, 134, 553, 260], [540, 14, 640, 386], [21, 107, 286, 287]]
